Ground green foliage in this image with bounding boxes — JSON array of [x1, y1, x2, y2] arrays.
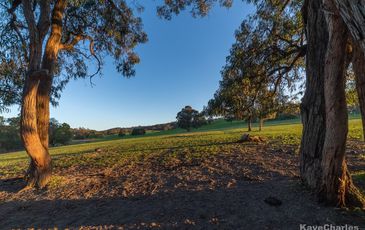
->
[[206, 0, 304, 126], [54, 123, 73, 145], [176, 106, 207, 131], [49, 119, 73, 145], [0, 116, 22, 152], [157, 0, 233, 19], [0, 0, 148, 109]]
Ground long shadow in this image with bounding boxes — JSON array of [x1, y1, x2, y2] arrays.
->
[[0, 179, 364, 229], [0, 177, 26, 193]]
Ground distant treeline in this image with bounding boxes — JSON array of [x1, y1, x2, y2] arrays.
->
[[103, 122, 177, 137], [0, 117, 73, 153], [1, 109, 359, 153], [0, 118, 178, 153]]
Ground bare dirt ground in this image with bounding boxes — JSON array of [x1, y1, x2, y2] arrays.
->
[[0, 141, 364, 229]]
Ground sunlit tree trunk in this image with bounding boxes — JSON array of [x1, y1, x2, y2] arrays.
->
[[21, 71, 52, 188], [20, 0, 66, 188], [319, 0, 364, 208], [36, 79, 52, 149], [37, 0, 66, 149], [299, 0, 328, 189]]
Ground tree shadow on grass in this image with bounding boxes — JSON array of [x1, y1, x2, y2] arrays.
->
[[0, 179, 364, 229]]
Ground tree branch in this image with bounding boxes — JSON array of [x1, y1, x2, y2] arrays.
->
[[22, 0, 38, 42], [60, 34, 101, 84], [37, 0, 51, 40], [8, 0, 21, 13]]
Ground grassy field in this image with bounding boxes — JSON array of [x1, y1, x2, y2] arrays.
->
[[0, 118, 363, 177], [1, 118, 365, 228]]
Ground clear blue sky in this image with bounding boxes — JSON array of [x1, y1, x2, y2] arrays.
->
[[4, 2, 253, 131]]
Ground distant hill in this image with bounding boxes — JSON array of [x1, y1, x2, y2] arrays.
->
[[106, 121, 178, 135]]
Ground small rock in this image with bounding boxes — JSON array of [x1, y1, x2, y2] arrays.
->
[[184, 219, 195, 225], [227, 179, 237, 188], [239, 133, 266, 143], [150, 222, 159, 227], [95, 148, 102, 153], [264, 196, 282, 206], [240, 133, 250, 142]]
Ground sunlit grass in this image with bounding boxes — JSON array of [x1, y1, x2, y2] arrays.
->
[[0, 118, 362, 177]]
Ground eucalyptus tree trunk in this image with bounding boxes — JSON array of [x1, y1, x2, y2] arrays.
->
[[37, 0, 66, 149], [319, 0, 364, 208], [22, 71, 52, 188], [20, 0, 66, 188], [299, 0, 328, 189]]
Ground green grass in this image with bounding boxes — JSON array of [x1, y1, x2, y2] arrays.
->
[[0, 118, 363, 177]]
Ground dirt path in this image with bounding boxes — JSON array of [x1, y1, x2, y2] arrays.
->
[[0, 141, 364, 229]]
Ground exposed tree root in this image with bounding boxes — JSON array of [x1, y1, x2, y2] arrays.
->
[[25, 159, 52, 189]]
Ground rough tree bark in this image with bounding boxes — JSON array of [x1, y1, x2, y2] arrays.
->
[[334, 0, 365, 53], [320, 0, 364, 208], [21, 71, 52, 188], [20, 0, 66, 188], [299, 0, 328, 189], [37, 0, 66, 149], [335, 0, 365, 142]]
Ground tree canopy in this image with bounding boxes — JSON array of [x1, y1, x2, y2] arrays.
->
[[0, 0, 148, 110], [206, 0, 304, 130], [177, 106, 206, 131]]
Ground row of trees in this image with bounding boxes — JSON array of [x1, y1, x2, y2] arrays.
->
[[0, 0, 364, 208], [0, 116, 22, 152], [0, 116, 72, 152]]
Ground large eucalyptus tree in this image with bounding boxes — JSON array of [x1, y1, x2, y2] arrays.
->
[[196, 0, 365, 207], [0, 0, 147, 187]]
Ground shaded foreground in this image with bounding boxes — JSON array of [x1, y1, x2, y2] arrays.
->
[[0, 136, 364, 229]]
